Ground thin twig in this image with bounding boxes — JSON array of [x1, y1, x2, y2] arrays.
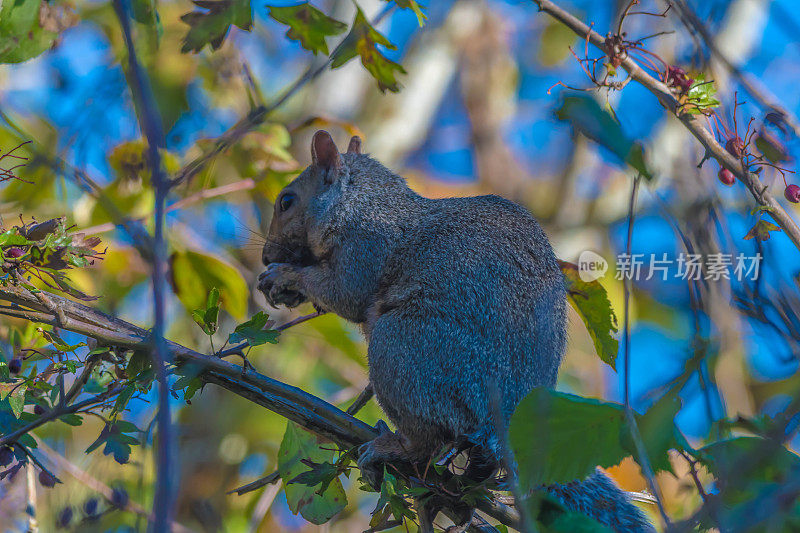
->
[[229, 383, 373, 496], [0, 386, 125, 448], [112, 1, 176, 528], [218, 310, 326, 358], [170, 5, 396, 188], [620, 175, 671, 527], [78, 178, 257, 236]]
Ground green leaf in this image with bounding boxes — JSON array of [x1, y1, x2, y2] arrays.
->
[[182, 377, 203, 401], [331, 6, 406, 93], [625, 392, 683, 474], [114, 420, 141, 434], [85, 422, 139, 464], [537, 16, 577, 66], [228, 311, 280, 347], [699, 436, 800, 514], [131, 0, 162, 30], [180, 0, 252, 53], [545, 511, 613, 532], [59, 413, 83, 426], [0, 0, 57, 64], [171, 250, 248, 320], [289, 459, 340, 495], [755, 130, 790, 163], [126, 350, 151, 380], [683, 75, 720, 115], [268, 3, 347, 55], [388, 1, 426, 26], [278, 422, 347, 524], [17, 433, 37, 448], [0, 229, 32, 247], [192, 287, 221, 335], [112, 383, 136, 415], [530, 493, 614, 533], [555, 95, 653, 180], [560, 261, 619, 369], [509, 388, 627, 489], [7, 384, 26, 419], [173, 364, 205, 401]]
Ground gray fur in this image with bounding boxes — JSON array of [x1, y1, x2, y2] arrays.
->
[[547, 470, 656, 532], [259, 133, 654, 532]]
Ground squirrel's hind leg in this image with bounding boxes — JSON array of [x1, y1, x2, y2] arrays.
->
[[356, 425, 418, 490]]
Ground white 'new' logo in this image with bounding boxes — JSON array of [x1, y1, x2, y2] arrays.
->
[[578, 250, 608, 282]]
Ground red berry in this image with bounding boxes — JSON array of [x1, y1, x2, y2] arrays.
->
[[718, 168, 736, 186], [39, 470, 58, 488], [725, 137, 745, 158], [667, 66, 694, 93], [7, 358, 21, 374], [4, 247, 25, 259], [785, 184, 800, 203], [0, 446, 13, 467]]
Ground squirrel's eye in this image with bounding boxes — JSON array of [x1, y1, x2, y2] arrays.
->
[[279, 193, 295, 212]]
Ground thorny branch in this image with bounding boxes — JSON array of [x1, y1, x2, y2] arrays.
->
[[0, 141, 32, 183], [667, 0, 800, 139], [530, 0, 800, 252]]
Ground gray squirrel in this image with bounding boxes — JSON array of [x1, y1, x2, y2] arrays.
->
[[258, 130, 655, 532]]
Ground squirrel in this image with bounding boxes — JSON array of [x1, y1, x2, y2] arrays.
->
[[258, 130, 655, 533]]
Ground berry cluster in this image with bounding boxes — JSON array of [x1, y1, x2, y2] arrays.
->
[[550, 1, 799, 206], [709, 97, 797, 201], [0, 217, 104, 301], [56, 488, 129, 528], [0, 443, 61, 491]]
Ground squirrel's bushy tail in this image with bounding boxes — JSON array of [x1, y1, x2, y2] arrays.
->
[[546, 469, 656, 533]]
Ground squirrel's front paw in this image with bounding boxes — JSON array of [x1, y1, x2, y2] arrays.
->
[[258, 263, 307, 308], [357, 425, 408, 490]]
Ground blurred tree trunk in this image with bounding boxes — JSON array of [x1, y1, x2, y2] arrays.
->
[[457, 1, 531, 199]]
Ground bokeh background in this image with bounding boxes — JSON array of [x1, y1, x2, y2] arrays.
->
[[2, 0, 800, 530]]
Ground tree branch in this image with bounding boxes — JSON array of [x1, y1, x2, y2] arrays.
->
[[530, 0, 800, 251], [0, 385, 125, 448], [0, 284, 509, 531], [0, 283, 378, 447]]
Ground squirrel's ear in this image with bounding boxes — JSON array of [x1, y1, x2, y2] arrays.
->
[[347, 136, 362, 154], [311, 130, 342, 183]]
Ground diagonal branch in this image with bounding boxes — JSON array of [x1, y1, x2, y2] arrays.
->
[[0, 282, 377, 448], [530, 0, 800, 251], [0, 284, 507, 531]]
